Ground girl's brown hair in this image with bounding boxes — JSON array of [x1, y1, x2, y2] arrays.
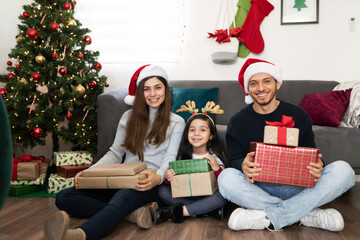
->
[[121, 76, 171, 160]]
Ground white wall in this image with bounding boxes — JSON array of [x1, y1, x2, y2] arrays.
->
[[1, 0, 360, 92], [1, 0, 359, 159]]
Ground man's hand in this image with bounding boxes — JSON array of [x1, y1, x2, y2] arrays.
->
[[135, 170, 161, 191], [241, 152, 261, 183], [308, 153, 323, 182], [74, 171, 83, 189]]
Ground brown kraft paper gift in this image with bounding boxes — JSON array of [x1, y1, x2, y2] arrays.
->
[[81, 162, 147, 177]]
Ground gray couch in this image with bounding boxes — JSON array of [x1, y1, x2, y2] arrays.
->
[[97, 80, 360, 174]]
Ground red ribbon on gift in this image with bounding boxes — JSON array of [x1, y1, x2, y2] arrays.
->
[[12, 154, 47, 180], [265, 115, 295, 146], [208, 29, 231, 43]]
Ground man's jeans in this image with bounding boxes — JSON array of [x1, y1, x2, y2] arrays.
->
[[218, 160, 355, 230]]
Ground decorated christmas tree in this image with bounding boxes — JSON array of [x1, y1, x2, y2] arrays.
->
[[0, 0, 108, 154]]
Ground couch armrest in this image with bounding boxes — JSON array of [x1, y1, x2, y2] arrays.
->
[[97, 88, 130, 161]]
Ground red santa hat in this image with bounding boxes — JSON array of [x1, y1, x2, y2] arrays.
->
[[124, 64, 169, 105], [238, 58, 282, 104]]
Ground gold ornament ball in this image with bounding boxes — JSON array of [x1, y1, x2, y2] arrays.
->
[[16, 35, 25, 42], [67, 19, 76, 26], [35, 54, 46, 64], [20, 78, 28, 84], [75, 84, 85, 95]]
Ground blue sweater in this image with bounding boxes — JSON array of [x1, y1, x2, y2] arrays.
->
[[226, 101, 318, 171]]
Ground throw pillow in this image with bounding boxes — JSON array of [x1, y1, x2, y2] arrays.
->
[[299, 88, 352, 127], [171, 87, 220, 122]]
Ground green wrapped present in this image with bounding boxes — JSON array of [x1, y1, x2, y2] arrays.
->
[[47, 173, 75, 194], [54, 151, 93, 166], [10, 173, 46, 186], [169, 159, 211, 175], [8, 185, 44, 196]]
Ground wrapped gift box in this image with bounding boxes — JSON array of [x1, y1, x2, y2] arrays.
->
[[54, 151, 93, 166], [8, 185, 44, 196], [78, 168, 157, 189], [250, 142, 318, 188], [170, 171, 218, 198], [264, 126, 299, 147], [169, 159, 211, 175], [47, 174, 75, 194], [11, 173, 46, 186], [56, 164, 92, 178], [81, 163, 147, 177], [12, 161, 40, 181]]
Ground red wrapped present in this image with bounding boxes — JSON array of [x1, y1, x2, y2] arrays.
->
[[12, 154, 49, 181], [250, 142, 318, 188], [56, 164, 92, 178], [264, 115, 299, 147]]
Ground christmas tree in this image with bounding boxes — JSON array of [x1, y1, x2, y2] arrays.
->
[[293, 0, 307, 11], [0, 0, 108, 155]]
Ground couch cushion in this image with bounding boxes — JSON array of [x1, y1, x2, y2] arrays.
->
[[299, 89, 352, 126], [171, 87, 219, 122]]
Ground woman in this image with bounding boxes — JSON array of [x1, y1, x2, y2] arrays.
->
[[46, 65, 185, 240]]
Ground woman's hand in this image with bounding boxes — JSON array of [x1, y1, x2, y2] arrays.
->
[[165, 168, 176, 182], [204, 155, 220, 171], [74, 171, 83, 189], [135, 170, 161, 191], [241, 152, 261, 183], [308, 153, 323, 182]]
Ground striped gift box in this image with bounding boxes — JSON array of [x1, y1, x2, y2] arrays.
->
[[250, 142, 319, 188]]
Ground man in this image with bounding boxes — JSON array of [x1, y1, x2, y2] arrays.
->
[[218, 58, 355, 231]]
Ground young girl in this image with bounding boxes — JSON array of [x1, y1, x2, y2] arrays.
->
[[155, 102, 229, 223], [45, 65, 185, 240]]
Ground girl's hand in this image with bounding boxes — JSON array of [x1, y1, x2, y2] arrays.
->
[[135, 170, 161, 191], [74, 171, 83, 189], [205, 155, 220, 171], [165, 168, 176, 182]]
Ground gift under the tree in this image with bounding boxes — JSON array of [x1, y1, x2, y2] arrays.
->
[[81, 163, 147, 177], [12, 154, 49, 181], [250, 142, 319, 188], [77, 168, 157, 189], [264, 115, 299, 147], [11, 173, 46, 186], [171, 171, 218, 198], [169, 159, 211, 175], [47, 173, 75, 194], [8, 185, 44, 196], [56, 164, 92, 178], [54, 151, 93, 166]]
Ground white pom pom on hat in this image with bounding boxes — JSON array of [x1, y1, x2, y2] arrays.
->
[[238, 58, 282, 104], [124, 64, 169, 105]]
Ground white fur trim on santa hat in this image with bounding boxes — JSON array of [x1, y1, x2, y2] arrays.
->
[[243, 62, 282, 94], [124, 95, 135, 105], [136, 65, 169, 86]]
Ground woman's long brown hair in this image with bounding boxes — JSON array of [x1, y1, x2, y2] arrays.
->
[[121, 76, 171, 160]]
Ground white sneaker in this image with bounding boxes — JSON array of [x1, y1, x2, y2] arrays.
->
[[300, 208, 344, 231], [228, 208, 270, 230]]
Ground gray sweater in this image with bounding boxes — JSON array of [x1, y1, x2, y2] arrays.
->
[[93, 107, 185, 182]]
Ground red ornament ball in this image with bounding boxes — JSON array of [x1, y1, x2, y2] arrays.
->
[[23, 12, 30, 19], [93, 62, 102, 70], [26, 28, 38, 40], [7, 60, 12, 66], [83, 35, 92, 45], [66, 112, 72, 119], [59, 67, 67, 75], [7, 73, 16, 80], [31, 127, 43, 138], [105, 82, 109, 87], [0, 88, 7, 99], [15, 64, 20, 70], [52, 52, 59, 59], [73, 1, 77, 5], [32, 72, 41, 81], [77, 53, 83, 59], [89, 81, 97, 89], [63, 2, 72, 11], [50, 23, 59, 31]]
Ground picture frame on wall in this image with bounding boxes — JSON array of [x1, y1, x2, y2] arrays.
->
[[281, 0, 319, 25]]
